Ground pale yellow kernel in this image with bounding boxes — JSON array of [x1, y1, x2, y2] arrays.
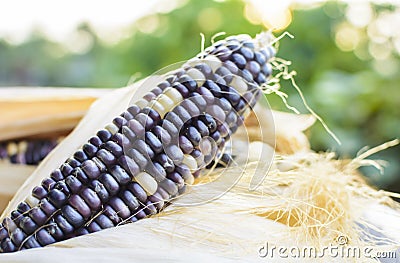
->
[[105, 123, 119, 135], [182, 154, 198, 171], [163, 87, 183, 105], [150, 100, 167, 118], [7, 142, 18, 156], [242, 107, 251, 119], [25, 195, 39, 207], [187, 68, 206, 86], [203, 55, 222, 72], [134, 172, 158, 196], [18, 141, 28, 154], [136, 98, 148, 108], [157, 94, 175, 112], [230, 76, 248, 95]]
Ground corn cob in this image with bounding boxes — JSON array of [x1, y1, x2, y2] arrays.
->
[[0, 139, 60, 165], [0, 33, 275, 253]]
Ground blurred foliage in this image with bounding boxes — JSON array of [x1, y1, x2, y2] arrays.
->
[[0, 0, 399, 192]]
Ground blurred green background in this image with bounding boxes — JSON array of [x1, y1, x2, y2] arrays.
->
[[0, 0, 399, 193]]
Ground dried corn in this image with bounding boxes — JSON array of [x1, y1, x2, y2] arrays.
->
[[0, 33, 275, 253]]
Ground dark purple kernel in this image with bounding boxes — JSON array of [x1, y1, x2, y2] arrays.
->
[[194, 63, 213, 78], [156, 154, 175, 173], [234, 99, 246, 113], [29, 207, 47, 225], [10, 211, 22, 224], [173, 105, 191, 123], [254, 51, 266, 65], [80, 188, 101, 211], [261, 63, 272, 77], [82, 160, 101, 179], [148, 193, 164, 210], [211, 131, 222, 144], [123, 111, 134, 121], [62, 205, 84, 228], [140, 107, 161, 124], [65, 176, 83, 194], [87, 221, 101, 233], [152, 126, 172, 145], [198, 86, 214, 104], [172, 82, 190, 98], [157, 80, 171, 90], [167, 172, 184, 189], [103, 141, 123, 157], [160, 179, 178, 196], [103, 205, 121, 224], [204, 79, 221, 97], [127, 149, 148, 170], [23, 236, 41, 249], [109, 197, 130, 219], [181, 99, 200, 117], [48, 189, 68, 208], [161, 119, 179, 136], [223, 60, 239, 76], [151, 86, 163, 96], [199, 114, 217, 133], [179, 135, 193, 154], [42, 177, 56, 191], [96, 149, 116, 167], [60, 163, 73, 177], [97, 129, 112, 142], [127, 183, 148, 203], [165, 144, 184, 164], [241, 69, 254, 82], [213, 45, 231, 61], [224, 87, 241, 106], [144, 201, 157, 215], [218, 97, 232, 113], [145, 132, 163, 154], [135, 139, 155, 160], [90, 180, 110, 202], [120, 190, 140, 211], [99, 173, 119, 196], [1, 238, 16, 253], [10, 228, 26, 246], [178, 75, 197, 92], [69, 195, 91, 219], [73, 167, 88, 184], [122, 126, 137, 142], [256, 73, 267, 85], [113, 116, 128, 129], [95, 214, 114, 229], [88, 136, 102, 148], [127, 105, 141, 116], [240, 46, 254, 61], [110, 165, 131, 184], [75, 228, 89, 237], [36, 229, 56, 246], [226, 111, 238, 127], [189, 93, 207, 111], [111, 133, 125, 146], [231, 53, 246, 69], [54, 181, 70, 196], [19, 216, 38, 235], [55, 215, 74, 234], [39, 199, 56, 216], [216, 66, 233, 83], [183, 126, 201, 146], [73, 149, 88, 163], [17, 202, 31, 214], [143, 92, 156, 101], [118, 156, 139, 177], [218, 123, 230, 138], [136, 112, 155, 130], [32, 186, 47, 199], [66, 158, 80, 168], [146, 162, 166, 182], [245, 61, 261, 77], [82, 143, 97, 158], [165, 112, 184, 132]]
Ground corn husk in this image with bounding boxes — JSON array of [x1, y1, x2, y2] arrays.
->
[[0, 87, 112, 141], [0, 83, 399, 262]]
